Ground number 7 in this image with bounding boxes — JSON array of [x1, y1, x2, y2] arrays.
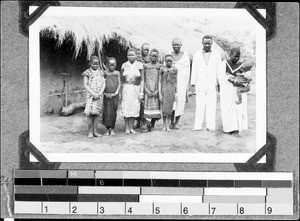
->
[[211, 207, 216, 214]]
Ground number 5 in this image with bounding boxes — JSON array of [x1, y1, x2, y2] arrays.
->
[[155, 207, 160, 214]]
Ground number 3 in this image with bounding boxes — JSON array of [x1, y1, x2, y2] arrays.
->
[[99, 206, 105, 214]]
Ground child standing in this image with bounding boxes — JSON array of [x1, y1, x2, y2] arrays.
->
[[82, 55, 106, 138], [102, 57, 121, 136], [120, 48, 144, 134], [159, 54, 178, 132], [143, 49, 162, 130], [225, 48, 253, 105]]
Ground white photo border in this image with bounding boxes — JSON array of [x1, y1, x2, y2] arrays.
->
[[29, 7, 266, 163]]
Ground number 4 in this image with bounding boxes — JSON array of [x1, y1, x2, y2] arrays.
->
[[127, 207, 132, 214]]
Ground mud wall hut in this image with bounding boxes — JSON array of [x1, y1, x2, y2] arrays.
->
[[39, 16, 227, 116]]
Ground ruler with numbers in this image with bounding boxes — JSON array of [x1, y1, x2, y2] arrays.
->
[[14, 170, 294, 216]]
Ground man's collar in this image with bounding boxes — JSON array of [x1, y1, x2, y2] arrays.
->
[[202, 49, 212, 53]]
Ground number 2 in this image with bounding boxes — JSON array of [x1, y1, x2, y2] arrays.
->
[[72, 206, 77, 213]]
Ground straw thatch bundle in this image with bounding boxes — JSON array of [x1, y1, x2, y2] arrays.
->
[[39, 16, 227, 60]]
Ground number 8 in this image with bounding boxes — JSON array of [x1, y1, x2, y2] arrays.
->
[[239, 207, 244, 214]]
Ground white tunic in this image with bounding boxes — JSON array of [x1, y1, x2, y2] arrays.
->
[[218, 60, 248, 132], [172, 51, 191, 117]]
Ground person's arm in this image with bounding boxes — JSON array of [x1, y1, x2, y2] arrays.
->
[[190, 53, 198, 91], [110, 71, 121, 98], [153, 64, 163, 97], [215, 53, 222, 92], [83, 74, 97, 99], [175, 68, 178, 100], [119, 65, 124, 101], [98, 70, 106, 95], [144, 87, 152, 96], [188, 56, 192, 85], [115, 71, 122, 95], [139, 67, 144, 100], [228, 75, 247, 86], [244, 71, 252, 82], [143, 65, 152, 96], [158, 67, 163, 101]]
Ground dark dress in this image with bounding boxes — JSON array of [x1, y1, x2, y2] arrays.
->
[[144, 63, 161, 119], [225, 60, 243, 77], [161, 67, 177, 116], [102, 72, 119, 128]]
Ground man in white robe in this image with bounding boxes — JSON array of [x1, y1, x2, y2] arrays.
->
[[218, 60, 248, 136], [170, 38, 191, 129], [190, 35, 222, 131]]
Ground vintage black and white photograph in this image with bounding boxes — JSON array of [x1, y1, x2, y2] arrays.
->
[[29, 7, 266, 162]]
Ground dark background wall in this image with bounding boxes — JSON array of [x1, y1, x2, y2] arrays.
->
[[39, 34, 128, 115]]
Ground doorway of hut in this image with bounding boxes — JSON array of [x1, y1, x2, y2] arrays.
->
[[101, 37, 129, 72]]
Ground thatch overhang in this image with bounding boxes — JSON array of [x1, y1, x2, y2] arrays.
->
[[39, 16, 228, 61]]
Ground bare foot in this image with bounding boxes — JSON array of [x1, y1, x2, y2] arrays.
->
[[192, 128, 201, 131], [173, 124, 179, 130], [169, 123, 174, 129], [130, 129, 137, 134], [87, 133, 94, 138], [93, 132, 102, 137], [235, 100, 242, 105], [103, 130, 110, 136], [206, 128, 215, 132], [166, 127, 171, 132], [162, 127, 167, 131], [231, 131, 240, 137], [125, 129, 130, 134], [110, 130, 116, 136]]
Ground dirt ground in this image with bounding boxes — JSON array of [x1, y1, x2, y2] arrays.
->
[[40, 89, 256, 154]]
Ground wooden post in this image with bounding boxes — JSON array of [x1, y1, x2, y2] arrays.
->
[[59, 72, 71, 107]]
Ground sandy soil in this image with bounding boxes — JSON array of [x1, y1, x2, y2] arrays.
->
[[40, 90, 256, 154]]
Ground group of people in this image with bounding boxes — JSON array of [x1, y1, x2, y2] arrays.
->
[[82, 35, 253, 138]]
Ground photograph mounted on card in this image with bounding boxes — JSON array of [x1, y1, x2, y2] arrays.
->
[[29, 7, 266, 162]]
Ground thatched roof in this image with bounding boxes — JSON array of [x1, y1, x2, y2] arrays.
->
[[39, 16, 227, 60]]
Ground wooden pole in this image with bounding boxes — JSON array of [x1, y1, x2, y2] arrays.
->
[[65, 79, 68, 106]]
